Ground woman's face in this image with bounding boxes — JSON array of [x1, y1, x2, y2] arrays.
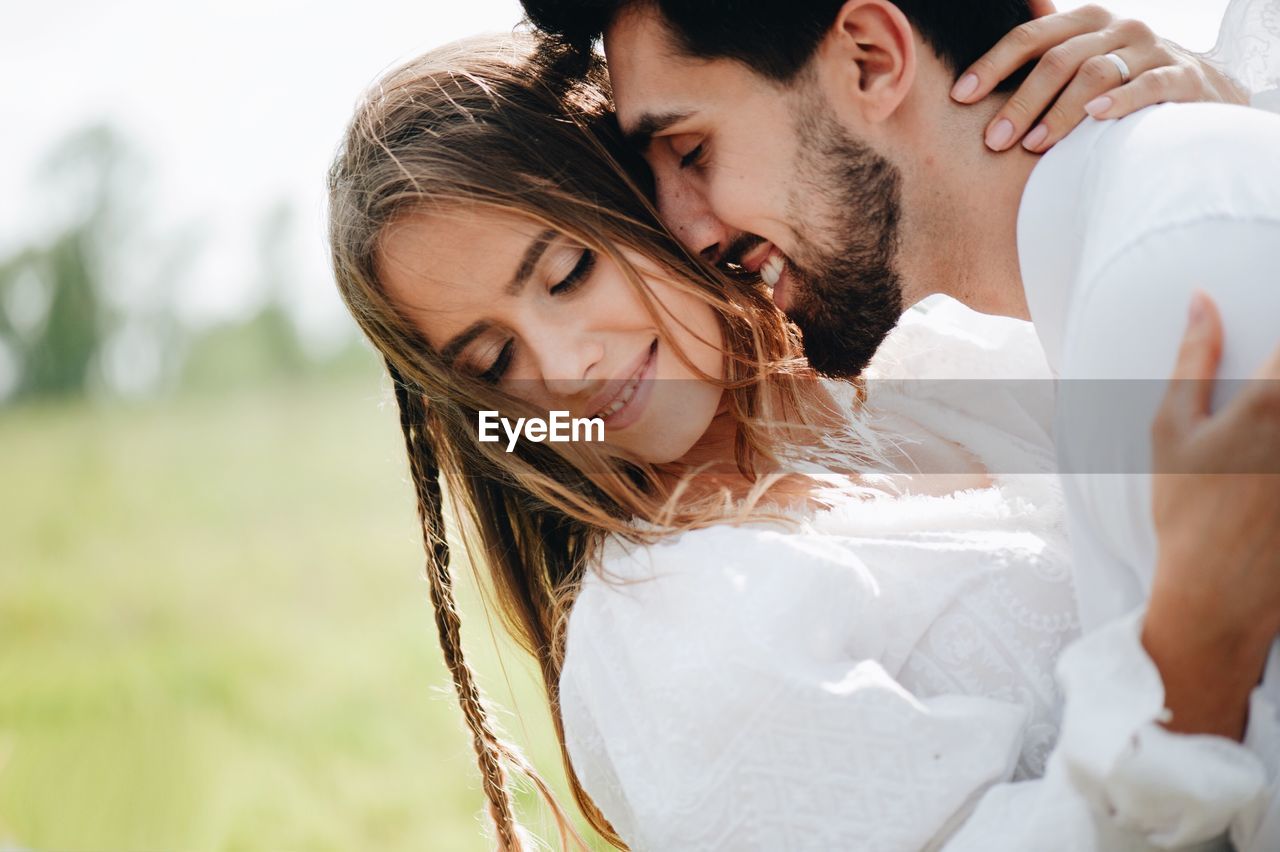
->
[[378, 207, 726, 463]]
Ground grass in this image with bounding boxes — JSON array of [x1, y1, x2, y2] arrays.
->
[[0, 376, 599, 850]]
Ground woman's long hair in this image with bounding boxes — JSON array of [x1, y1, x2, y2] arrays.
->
[[328, 32, 854, 848]]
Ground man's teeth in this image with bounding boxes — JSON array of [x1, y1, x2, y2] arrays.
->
[[595, 373, 641, 419], [761, 253, 785, 287]]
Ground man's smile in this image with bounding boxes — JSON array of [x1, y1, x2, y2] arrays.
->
[[734, 239, 796, 311]]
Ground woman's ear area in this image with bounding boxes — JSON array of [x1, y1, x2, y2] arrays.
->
[[814, 0, 918, 125]]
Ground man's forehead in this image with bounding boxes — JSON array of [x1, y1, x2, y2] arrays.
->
[[603, 4, 706, 132], [602, 1, 682, 66]]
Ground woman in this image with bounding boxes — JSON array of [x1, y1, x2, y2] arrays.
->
[[327, 13, 1278, 851]]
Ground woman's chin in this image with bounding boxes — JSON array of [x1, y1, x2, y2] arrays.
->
[[611, 388, 724, 465], [611, 426, 705, 466]]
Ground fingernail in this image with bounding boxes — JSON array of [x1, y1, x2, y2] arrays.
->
[[1188, 291, 1208, 325], [1023, 124, 1049, 151], [1085, 95, 1113, 118], [985, 118, 1015, 151], [951, 73, 980, 101]]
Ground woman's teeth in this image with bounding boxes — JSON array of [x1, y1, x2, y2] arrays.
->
[[761, 252, 785, 287], [595, 372, 641, 420]]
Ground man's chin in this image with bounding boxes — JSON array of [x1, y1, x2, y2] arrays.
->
[[794, 305, 900, 380]]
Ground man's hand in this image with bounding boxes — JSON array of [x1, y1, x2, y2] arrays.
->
[[953, 4, 1250, 153], [1143, 291, 1280, 739]]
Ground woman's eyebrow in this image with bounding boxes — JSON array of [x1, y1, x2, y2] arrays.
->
[[508, 229, 558, 295], [441, 320, 490, 364]]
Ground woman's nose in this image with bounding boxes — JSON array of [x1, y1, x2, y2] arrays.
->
[[532, 329, 605, 398]]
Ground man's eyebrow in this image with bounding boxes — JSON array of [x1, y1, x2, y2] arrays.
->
[[439, 228, 559, 363], [623, 110, 695, 150]]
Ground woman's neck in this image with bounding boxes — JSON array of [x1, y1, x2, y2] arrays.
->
[[661, 374, 997, 510]]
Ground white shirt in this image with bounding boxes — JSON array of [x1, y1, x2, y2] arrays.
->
[[1017, 102, 1280, 849], [558, 309, 1241, 850]]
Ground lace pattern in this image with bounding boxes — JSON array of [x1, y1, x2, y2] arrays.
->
[[1210, 0, 1280, 96]]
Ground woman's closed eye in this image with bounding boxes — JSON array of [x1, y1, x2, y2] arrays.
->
[[550, 247, 597, 295], [472, 248, 597, 384], [477, 339, 514, 385], [473, 337, 512, 383]]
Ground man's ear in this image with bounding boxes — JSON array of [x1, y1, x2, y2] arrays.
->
[[818, 0, 916, 125]]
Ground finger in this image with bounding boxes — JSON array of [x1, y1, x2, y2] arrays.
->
[[952, 5, 1112, 105], [1029, 0, 1058, 16], [1252, 343, 1280, 382], [1160, 291, 1223, 433], [1085, 64, 1204, 120], [982, 30, 1118, 151], [1023, 47, 1148, 151], [1213, 345, 1280, 473], [1239, 343, 1280, 433]]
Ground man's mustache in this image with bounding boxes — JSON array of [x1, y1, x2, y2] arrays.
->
[[716, 233, 767, 269]]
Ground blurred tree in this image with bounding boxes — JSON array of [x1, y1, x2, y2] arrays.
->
[[0, 124, 186, 401], [19, 227, 102, 396], [0, 127, 373, 405]]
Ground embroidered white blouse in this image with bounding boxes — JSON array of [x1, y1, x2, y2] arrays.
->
[[557, 304, 1258, 851]]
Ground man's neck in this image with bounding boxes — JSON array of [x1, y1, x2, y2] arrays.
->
[[892, 84, 1041, 320]]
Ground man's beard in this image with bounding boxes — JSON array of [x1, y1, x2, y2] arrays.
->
[[784, 107, 905, 379]]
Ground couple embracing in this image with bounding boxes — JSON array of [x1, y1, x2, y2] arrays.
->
[[328, 1, 1280, 849]]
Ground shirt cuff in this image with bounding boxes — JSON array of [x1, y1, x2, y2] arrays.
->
[[1055, 607, 1267, 847], [1230, 646, 1280, 851]]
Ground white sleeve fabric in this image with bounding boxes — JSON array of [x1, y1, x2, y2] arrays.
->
[[560, 523, 1266, 851], [1053, 216, 1280, 850], [1051, 611, 1267, 850], [559, 526, 1029, 851]]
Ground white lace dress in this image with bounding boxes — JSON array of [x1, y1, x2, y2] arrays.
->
[[558, 302, 1268, 851], [557, 305, 1081, 850]]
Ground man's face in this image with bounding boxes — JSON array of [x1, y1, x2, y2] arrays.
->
[[604, 5, 905, 377]]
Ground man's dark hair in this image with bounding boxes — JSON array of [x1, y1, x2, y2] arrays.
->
[[522, 0, 1034, 86]]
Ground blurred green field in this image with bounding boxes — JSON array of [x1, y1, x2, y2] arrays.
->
[[0, 375, 600, 850]]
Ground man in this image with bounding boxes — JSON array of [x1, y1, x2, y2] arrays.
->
[[522, 0, 1280, 847]]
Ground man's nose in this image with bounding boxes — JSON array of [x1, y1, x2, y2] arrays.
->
[[654, 168, 730, 262]]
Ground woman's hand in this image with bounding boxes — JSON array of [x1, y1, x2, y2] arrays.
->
[[1142, 291, 1280, 740], [953, 3, 1250, 153]]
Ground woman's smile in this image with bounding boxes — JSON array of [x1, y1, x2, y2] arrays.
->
[[587, 338, 658, 430]]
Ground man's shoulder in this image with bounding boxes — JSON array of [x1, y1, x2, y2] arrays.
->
[[1068, 103, 1280, 267], [1084, 103, 1280, 204], [1017, 103, 1280, 369]]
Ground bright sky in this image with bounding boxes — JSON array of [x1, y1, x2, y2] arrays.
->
[[0, 0, 1233, 346]]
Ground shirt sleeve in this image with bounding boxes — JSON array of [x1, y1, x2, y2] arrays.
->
[[559, 525, 1030, 851], [1052, 215, 1280, 850], [562, 524, 1259, 851], [1046, 609, 1269, 850]]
